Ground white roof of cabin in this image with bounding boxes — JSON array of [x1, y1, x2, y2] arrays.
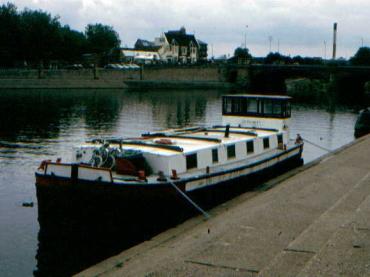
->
[[83, 126, 279, 156]]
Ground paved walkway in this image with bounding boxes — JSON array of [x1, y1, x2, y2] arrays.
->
[[77, 135, 370, 277]]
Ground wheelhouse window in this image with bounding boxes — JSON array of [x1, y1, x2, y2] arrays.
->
[[263, 137, 270, 149], [186, 153, 197, 170], [246, 98, 258, 113], [222, 96, 291, 118], [227, 144, 236, 159], [212, 148, 218, 163], [263, 100, 273, 115], [246, 140, 254, 154]]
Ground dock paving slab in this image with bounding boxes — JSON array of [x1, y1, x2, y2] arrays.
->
[[76, 135, 370, 277]]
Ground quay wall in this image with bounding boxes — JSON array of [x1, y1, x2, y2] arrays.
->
[[141, 65, 221, 82], [0, 66, 229, 89], [0, 68, 141, 89]]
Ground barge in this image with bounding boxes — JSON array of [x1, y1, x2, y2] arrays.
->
[[35, 95, 303, 215]]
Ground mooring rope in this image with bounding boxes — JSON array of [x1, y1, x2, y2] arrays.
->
[[297, 137, 332, 153], [169, 181, 211, 220]]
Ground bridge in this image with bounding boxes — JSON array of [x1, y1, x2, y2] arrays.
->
[[225, 64, 370, 96]]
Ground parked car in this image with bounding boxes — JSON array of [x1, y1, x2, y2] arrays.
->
[[64, 64, 83, 70]]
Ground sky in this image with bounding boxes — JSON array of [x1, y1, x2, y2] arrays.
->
[[7, 0, 370, 58]]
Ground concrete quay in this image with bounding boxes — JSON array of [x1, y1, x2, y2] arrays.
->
[[77, 135, 370, 277]]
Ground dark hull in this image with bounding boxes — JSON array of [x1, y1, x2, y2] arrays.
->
[[34, 152, 303, 276]]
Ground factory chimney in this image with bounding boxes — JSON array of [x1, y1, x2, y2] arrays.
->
[[332, 22, 337, 59]]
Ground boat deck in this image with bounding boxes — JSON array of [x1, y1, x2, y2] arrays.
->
[[111, 140, 298, 185]]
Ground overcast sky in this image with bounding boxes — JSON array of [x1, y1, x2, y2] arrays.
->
[[8, 0, 370, 58]]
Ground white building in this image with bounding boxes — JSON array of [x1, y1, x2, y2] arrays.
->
[[134, 27, 207, 64]]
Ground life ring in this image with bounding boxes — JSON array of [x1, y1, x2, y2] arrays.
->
[[155, 138, 173, 145]]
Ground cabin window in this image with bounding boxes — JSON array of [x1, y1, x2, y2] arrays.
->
[[263, 100, 274, 115], [286, 102, 291, 117], [186, 154, 197, 170], [212, 148, 218, 163], [246, 99, 258, 113], [232, 98, 243, 114], [223, 98, 232, 113], [277, 134, 283, 144], [274, 102, 282, 115], [281, 102, 291, 117], [246, 140, 254, 154], [227, 145, 236, 159], [263, 137, 270, 149]]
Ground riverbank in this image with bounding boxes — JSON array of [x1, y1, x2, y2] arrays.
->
[[77, 134, 370, 277], [0, 66, 234, 89]]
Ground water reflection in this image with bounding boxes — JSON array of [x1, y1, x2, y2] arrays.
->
[[0, 89, 123, 139]]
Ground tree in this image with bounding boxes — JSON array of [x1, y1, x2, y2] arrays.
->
[[233, 47, 252, 64], [19, 8, 62, 64], [85, 23, 120, 55], [57, 25, 88, 63], [0, 3, 123, 67], [265, 52, 283, 64], [234, 47, 252, 59], [0, 3, 21, 67], [350, 47, 370, 66]]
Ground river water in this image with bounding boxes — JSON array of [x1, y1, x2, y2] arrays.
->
[[0, 89, 358, 276]]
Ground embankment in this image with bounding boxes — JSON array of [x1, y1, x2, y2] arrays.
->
[[0, 65, 242, 90], [0, 69, 138, 89]]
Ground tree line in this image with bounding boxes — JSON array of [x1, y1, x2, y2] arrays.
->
[[0, 2, 121, 68]]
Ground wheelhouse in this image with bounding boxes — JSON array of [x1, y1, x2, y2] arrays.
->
[[222, 95, 291, 118], [222, 94, 292, 132]]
